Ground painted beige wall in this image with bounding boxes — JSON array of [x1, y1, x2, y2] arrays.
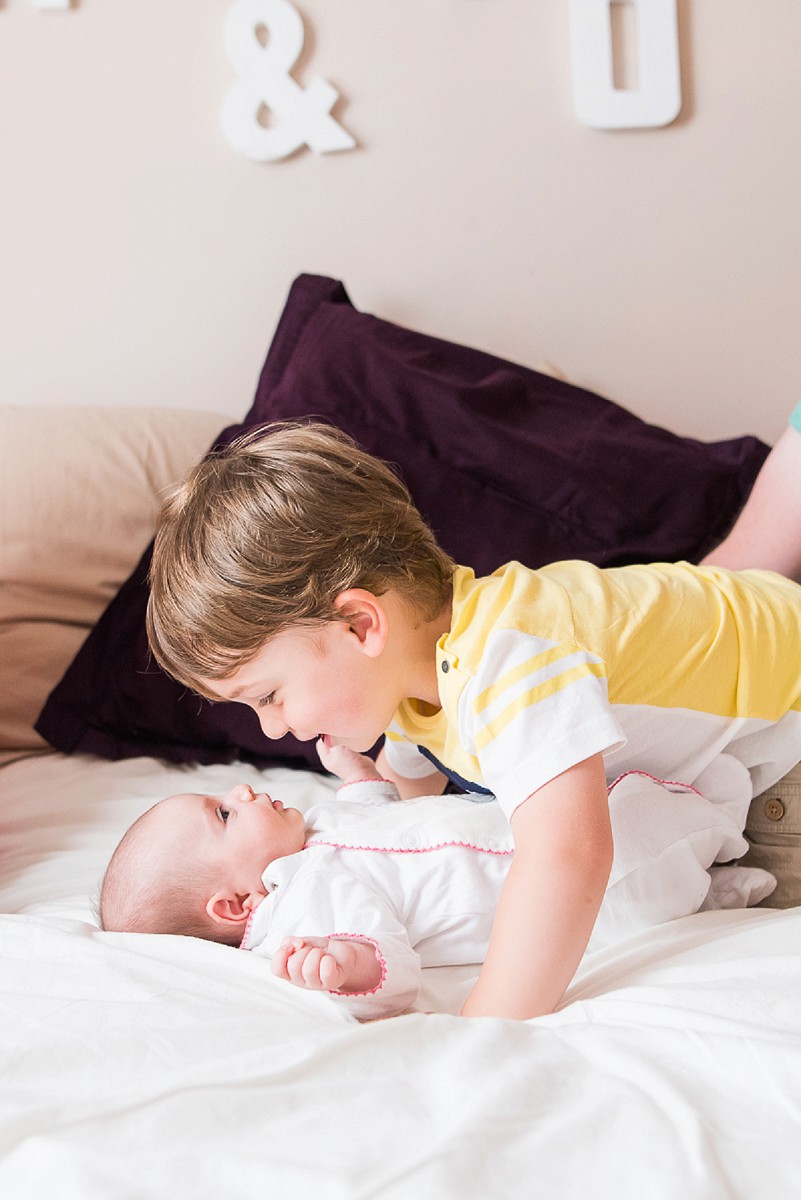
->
[[0, 0, 799, 443]]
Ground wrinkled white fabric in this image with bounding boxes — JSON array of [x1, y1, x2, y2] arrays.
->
[[1, 753, 798, 1200], [242, 773, 774, 1018]]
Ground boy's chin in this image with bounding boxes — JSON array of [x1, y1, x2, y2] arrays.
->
[[321, 733, 375, 753]]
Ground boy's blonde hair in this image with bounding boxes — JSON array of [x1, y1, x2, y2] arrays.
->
[[147, 421, 455, 694]]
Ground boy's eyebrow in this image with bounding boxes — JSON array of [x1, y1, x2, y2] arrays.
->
[[229, 680, 269, 702], [210, 682, 248, 702]]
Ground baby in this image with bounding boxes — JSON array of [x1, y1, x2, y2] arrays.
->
[[100, 743, 774, 1020]]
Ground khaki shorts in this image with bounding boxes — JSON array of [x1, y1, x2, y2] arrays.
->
[[740, 761, 801, 908]]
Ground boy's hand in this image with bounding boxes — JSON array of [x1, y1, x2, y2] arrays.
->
[[317, 738, 382, 785], [272, 935, 383, 994]]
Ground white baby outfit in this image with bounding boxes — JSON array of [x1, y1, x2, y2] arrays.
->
[[240, 774, 774, 1020]]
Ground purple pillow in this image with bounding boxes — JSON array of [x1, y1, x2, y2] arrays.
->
[[35, 274, 768, 769]]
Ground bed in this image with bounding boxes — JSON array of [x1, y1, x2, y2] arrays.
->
[[2, 277, 800, 1198]]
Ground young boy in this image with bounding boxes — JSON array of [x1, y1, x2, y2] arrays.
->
[[99, 742, 775, 1021], [146, 422, 801, 1020]]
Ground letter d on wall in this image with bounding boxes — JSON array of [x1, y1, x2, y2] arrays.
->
[[569, 0, 682, 129]]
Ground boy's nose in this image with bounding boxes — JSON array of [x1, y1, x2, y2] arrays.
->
[[257, 709, 288, 740]]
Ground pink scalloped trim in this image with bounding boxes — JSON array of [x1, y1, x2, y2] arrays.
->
[[607, 769, 701, 797], [336, 778, 387, 789], [324, 933, 387, 995], [239, 907, 257, 950], [305, 837, 513, 857]]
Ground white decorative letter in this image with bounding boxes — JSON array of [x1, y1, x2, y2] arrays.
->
[[220, 0, 356, 162], [569, 0, 681, 129]]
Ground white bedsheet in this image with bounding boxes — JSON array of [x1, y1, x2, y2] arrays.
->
[[2, 752, 800, 1199]]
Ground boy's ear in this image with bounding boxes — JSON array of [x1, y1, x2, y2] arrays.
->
[[206, 890, 263, 928], [333, 589, 388, 657]]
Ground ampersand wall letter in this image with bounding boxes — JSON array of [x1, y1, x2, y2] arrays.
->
[[220, 0, 356, 162]]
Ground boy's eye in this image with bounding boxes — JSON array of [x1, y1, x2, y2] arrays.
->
[[257, 692, 276, 709], [216, 807, 231, 825]]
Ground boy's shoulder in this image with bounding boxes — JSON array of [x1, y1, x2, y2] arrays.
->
[[447, 559, 589, 661], [450, 559, 607, 613], [450, 559, 541, 618], [446, 560, 801, 679]]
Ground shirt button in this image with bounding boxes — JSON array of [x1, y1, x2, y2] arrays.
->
[[764, 798, 785, 821], [441, 660, 450, 673]]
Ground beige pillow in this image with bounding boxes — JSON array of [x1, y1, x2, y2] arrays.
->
[[0, 405, 228, 763]]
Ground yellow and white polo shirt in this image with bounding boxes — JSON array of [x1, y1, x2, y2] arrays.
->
[[384, 560, 801, 822]]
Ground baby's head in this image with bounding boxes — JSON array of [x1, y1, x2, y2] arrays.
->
[[146, 420, 455, 696], [100, 782, 306, 944]]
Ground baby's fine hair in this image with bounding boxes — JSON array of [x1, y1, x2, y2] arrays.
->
[[99, 807, 236, 945], [147, 420, 455, 693]]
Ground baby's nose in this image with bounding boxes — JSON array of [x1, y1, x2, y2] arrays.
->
[[227, 783, 255, 805]]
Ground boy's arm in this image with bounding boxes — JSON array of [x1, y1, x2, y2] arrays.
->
[[460, 753, 613, 1021], [375, 745, 447, 799]]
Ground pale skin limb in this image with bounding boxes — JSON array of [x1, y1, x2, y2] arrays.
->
[[375, 745, 447, 798], [701, 423, 801, 583], [316, 739, 383, 785], [460, 753, 613, 1021], [271, 936, 382, 994]]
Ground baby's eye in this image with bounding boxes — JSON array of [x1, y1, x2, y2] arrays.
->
[[256, 692, 276, 709], [216, 806, 231, 825]]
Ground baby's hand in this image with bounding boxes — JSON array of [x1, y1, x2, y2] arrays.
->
[[316, 738, 382, 785], [271, 937, 347, 991], [271, 936, 383, 995]]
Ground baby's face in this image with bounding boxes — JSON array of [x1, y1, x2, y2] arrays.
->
[[154, 783, 306, 897]]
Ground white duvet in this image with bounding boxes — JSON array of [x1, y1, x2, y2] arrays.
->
[[1, 751, 800, 1199]]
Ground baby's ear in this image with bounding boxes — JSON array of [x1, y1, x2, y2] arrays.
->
[[206, 890, 262, 928], [333, 589, 388, 656]]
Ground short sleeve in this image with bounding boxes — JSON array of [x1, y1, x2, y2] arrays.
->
[[461, 628, 625, 819]]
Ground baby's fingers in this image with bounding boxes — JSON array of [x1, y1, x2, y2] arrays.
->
[[270, 938, 303, 982], [318, 953, 347, 991], [275, 937, 339, 990]]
